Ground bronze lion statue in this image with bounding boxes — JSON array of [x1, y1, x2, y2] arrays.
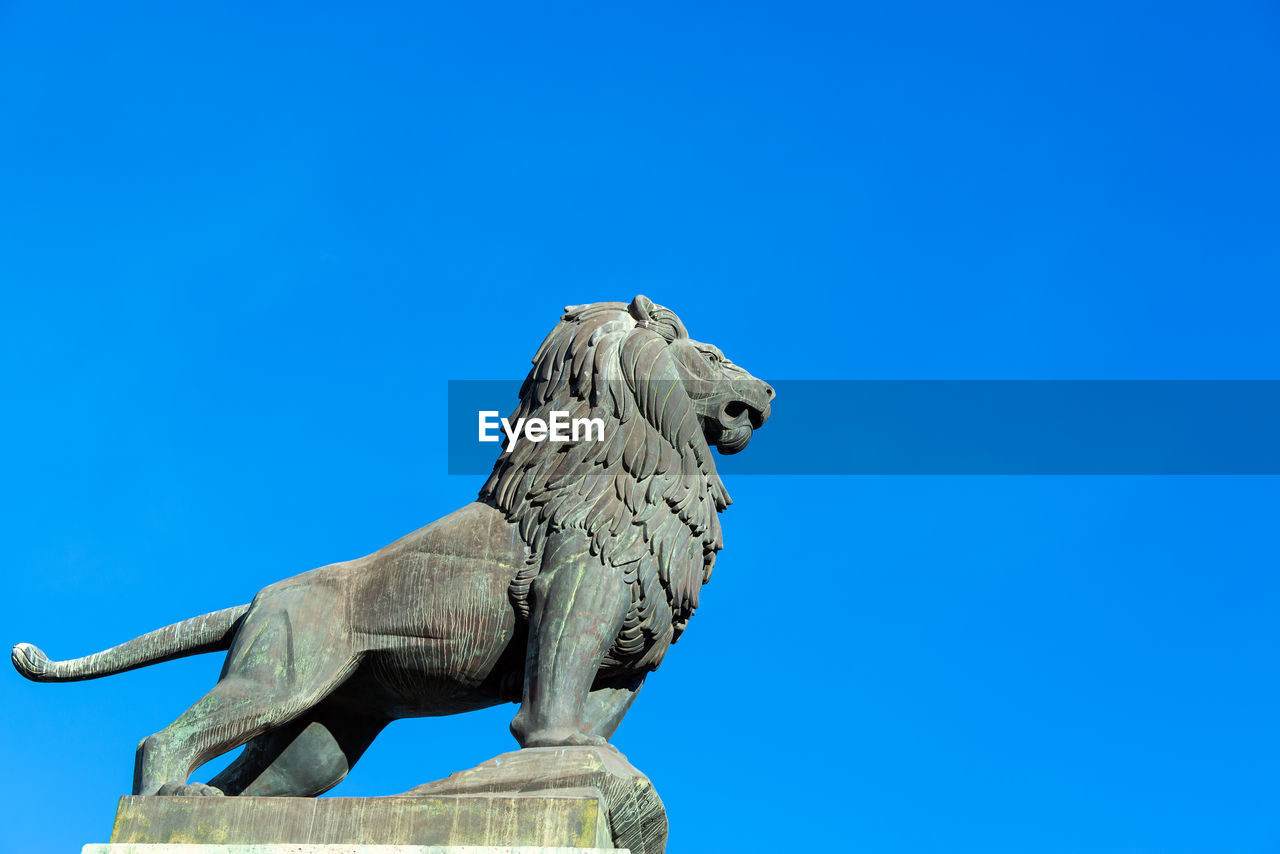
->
[[12, 295, 773, 797]]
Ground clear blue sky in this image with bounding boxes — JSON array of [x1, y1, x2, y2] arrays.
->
[[3, 2, 1279, 852]]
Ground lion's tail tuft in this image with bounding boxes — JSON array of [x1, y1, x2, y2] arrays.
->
[[12, 604, 250, 683], [11, 642, 52, 681]]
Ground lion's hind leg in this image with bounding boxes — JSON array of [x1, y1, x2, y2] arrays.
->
[[207, 705, 388, 797], [133, 587, 360, 796]]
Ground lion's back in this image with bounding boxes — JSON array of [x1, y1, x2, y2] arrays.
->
[[346, 501, 528, 642]]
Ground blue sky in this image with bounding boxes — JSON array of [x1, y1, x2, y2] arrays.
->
[[2, 2, 1279, 852]]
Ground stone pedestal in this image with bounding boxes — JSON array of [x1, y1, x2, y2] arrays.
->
[[83, 747, 661, 854], [103, 793, 614, 848], [85, 847, 622, 853], [401, 747, 664, 854]]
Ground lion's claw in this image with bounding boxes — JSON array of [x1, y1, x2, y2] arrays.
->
[[157, 782, 225, 797]]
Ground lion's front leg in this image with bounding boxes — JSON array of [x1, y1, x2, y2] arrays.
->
[[511, 530, 628, 748], [580, 673, 645, 741]]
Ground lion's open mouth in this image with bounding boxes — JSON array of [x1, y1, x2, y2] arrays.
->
[[706, 398, 769, 454]]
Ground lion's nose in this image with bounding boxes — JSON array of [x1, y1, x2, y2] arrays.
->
[[744, 382, 773, 428]]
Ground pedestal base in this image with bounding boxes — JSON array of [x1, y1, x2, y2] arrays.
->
[[87, 747, 661, 854], [86, 847, 625, 853], [106, 793, 613, 849]]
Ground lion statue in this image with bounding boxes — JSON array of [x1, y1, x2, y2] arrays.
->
[[12, 295, 773, 798]]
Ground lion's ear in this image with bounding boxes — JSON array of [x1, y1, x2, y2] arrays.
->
[[628, 295, 655, 324]]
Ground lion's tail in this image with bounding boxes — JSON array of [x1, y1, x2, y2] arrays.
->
[[11, 604, 250, 683]]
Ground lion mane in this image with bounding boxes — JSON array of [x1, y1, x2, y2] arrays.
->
[[480, 298, 731, 670]]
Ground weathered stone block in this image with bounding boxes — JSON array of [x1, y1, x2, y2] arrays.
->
[[400, 747, 664, 854], [108, 793, 612, 848], [84, 846, 626, 854]]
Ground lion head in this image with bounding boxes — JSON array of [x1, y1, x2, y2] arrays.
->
[[480, 296, 772, 662]]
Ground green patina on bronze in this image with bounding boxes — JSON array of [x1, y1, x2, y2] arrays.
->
[[12, 295, 771, 851]]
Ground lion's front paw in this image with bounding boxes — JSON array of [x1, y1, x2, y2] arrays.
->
[[520, 726, 608, 748], [156, 782, 225, 797]]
